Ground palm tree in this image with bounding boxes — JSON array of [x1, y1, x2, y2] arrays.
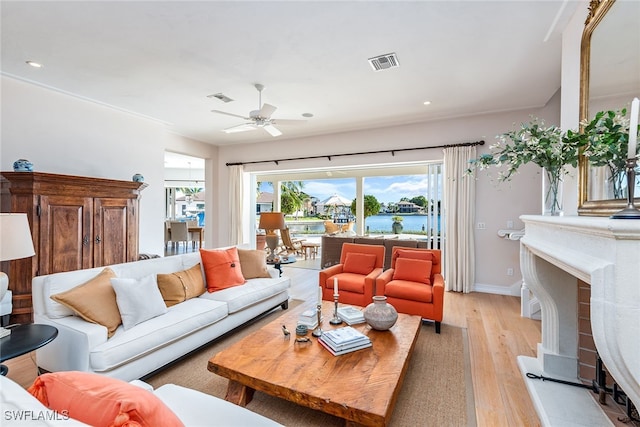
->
[[280, 181, 305, 217], [257, 181, 305, 217]]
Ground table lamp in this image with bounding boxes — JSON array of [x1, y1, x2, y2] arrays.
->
[[0, 213, 36, 337], [258, 212, 285, 261]]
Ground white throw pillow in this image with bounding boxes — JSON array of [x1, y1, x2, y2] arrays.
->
[[111, 275, 168, 330]]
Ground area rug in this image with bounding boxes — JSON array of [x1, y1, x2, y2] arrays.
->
[[146, 300, 476, 426]]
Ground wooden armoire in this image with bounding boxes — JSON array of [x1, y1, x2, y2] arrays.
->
[[0, 172, 146, 323]]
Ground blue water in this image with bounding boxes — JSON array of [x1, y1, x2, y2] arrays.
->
[[287, 215, 440, 234], [365, 215, 439, 233]]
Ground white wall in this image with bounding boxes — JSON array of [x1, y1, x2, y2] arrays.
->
[[0, 75, 216, 255]]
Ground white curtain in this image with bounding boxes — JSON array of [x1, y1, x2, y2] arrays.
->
[[443, 145, 476, 293], [229, 165, 244, 245]]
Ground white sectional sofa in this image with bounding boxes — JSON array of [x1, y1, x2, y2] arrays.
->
[[31, 250, 290, 382]]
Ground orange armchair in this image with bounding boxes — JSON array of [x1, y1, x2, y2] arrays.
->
[[375, 247, 444, 333], [318, 243, 385, 307]]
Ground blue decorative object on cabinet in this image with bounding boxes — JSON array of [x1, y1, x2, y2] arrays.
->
[[132, 173, 144, 182], [13, 159, 34, 172]]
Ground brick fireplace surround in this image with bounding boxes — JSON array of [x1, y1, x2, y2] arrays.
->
[[517, 216, 639, 426]]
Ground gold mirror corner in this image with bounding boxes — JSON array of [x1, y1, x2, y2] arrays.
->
[[578, 0, 640, 216]]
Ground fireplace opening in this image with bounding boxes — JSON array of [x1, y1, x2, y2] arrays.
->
[[592, 354, 639, 424], [578, 280, 639, 425]]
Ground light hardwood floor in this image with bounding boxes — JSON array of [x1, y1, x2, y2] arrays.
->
[[4, 265, 542, 426]]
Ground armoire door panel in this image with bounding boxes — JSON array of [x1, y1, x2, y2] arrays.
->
[[94, 198, 131, 266], [39, 195, 92, 274]]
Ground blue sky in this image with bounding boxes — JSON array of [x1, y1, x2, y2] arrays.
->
[[260, 175, 431, 204]]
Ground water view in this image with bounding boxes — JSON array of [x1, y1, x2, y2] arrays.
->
[[287, 214, 441, 234]]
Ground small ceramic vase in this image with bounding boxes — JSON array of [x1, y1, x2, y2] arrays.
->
[[13, 159, 33, 172], [132, 173, 144, 182], [363, 296, 398, 331]]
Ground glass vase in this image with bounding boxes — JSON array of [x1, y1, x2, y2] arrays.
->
[[608, 165, 626, 199], [543, 168, 563, 216]]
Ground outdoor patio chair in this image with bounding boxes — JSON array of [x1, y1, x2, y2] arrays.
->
[[278, 227, 305, 257]]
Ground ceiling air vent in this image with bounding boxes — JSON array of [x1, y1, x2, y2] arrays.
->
[[368, 53, 399, 72], [207, 93, 234, 103]]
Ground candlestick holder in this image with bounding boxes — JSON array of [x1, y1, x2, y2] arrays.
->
[[312, 303, 323, 337], [330, 293, 343, 325], [610, 158, 640, 219]]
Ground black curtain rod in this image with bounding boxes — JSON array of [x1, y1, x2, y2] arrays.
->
[[226, 140, 485, 167]]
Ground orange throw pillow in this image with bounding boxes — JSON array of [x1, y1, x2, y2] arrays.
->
[[200, 247, 246, 293], [343, 253, 377, 275], [27, 371, 184, 427], [394, 249, 434, 263], [393, 258, 432, 285]]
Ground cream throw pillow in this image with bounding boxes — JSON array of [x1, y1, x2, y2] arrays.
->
[[111, 275, 168, 330], [237, 249, 271, 279], [50, 268, 121, 338]]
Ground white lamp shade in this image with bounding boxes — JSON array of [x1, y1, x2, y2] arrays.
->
[[0, 213, 36, 262]]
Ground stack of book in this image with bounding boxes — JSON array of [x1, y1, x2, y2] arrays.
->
[[337, 306, 365, 325], [318, 326, 372, 356], [297, 307, 319, 329]]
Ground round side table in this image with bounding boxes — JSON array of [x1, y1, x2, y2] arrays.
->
[[0, 324, 58, 376], [267, 258, 296, 277]]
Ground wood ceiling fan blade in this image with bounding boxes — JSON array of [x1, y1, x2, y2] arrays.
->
[[271, 119, 306, 126], [263, 124, 282, 137], [212, 110, 250, 120], [223, 123, 257, 134], [259, 103, 277, 119]]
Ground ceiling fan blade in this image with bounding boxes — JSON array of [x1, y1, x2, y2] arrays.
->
[[211, 110, 250, 120], [222, 123, 257, 134], [263, 124, 282, 137], [271, 119, 306, 126], [259, 103, 277, 119]]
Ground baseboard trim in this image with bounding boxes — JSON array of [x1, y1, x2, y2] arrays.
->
[[473, 281, 522, 296]]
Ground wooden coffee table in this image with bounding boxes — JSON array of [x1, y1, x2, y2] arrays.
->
[[208, 300, 421, 426]]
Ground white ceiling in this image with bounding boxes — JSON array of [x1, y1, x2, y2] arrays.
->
[[1, 0, 579, 146], [164, 151, 205, 170]]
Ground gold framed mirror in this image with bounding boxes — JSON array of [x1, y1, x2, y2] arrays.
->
[[578, 0, 640, 216]]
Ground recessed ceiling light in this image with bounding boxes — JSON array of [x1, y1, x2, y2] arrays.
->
[[26, 61, 42, 68], [423, 101, 432, 106], [302, 113, 314, 118]]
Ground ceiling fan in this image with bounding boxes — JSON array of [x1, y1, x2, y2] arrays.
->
[[211, 83, 305, 137]]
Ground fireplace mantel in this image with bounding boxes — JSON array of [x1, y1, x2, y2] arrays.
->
[[517, 215, 639, 425]]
